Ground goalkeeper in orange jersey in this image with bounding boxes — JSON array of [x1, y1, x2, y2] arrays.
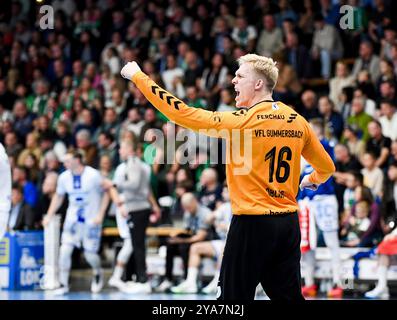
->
[[120, 54, 335, 301]]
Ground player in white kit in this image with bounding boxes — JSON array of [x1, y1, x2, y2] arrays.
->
[[298, 121, 342, 298], [0, 143, 11, 240], [43, 151, 113, 294]]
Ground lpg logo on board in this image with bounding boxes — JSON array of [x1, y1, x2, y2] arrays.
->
[[19, 248, 41, 287]]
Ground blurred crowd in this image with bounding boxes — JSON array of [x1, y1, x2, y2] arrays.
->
[[1, 0, 397, 252]]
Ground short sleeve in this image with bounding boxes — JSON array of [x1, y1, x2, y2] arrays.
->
[[198, 207, 211, 231], [56, 173, 67, 196], [95, 170, 104, 193], [112, 164, 124, 186]]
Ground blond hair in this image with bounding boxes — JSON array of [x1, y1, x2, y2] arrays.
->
[[237, 54, 279, 92]]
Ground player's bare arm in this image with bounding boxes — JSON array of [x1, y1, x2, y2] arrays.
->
[[43, 193, 65, 227]]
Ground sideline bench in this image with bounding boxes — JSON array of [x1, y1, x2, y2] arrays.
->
[[103, 227, 397, 283]]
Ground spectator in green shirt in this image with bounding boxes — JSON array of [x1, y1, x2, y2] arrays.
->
[[347, 97, 373, 142], [185, 86, 207, 109]]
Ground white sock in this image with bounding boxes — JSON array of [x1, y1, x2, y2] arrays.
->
[[207, 271, 220, 287], [59, 269, 70, 287], [84, 251, 101, 276], [331, 253, 341, 286], [377, 265, 388, 290], [112, 265, 124, 280], [58, 245, 73, 287], [324, 231, 341, 286], [303, 250, 315, 286], [185, 267, 198, 285]]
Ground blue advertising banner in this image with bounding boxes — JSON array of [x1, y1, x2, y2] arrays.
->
[[0, 231, 44, 290]]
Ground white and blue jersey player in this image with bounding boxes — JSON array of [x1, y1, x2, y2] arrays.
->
[[43, 151, 111, 295], [298, 120, 342, 297], [0, 143, 11, 241]]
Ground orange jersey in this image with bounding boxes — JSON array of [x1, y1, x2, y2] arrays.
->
[[132, 71, 335, 215]]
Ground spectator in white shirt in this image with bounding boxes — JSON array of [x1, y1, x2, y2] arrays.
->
[[352, 40, 381, 84], [380, 25, 397, 60], [231, 17, 257, 52], [122, 108, 145, 139], [379, 100, 397, 141], [311, 14, 343, 79], [199, 53, 229, 109], [256, 15, 283, 57], [101, 32, 126, 66], [161, 54, 186, 98], [361, 151, 384, 199], [329, 61, 355, 109], [104, 47, 121, 75]]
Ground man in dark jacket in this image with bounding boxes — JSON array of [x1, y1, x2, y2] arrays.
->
[[8, 183, 36, 231]]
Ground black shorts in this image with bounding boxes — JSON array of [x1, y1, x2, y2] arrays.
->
[[217, 212, 304, 301]]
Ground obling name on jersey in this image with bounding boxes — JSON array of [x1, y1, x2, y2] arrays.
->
[[254, 129, 303, 139]]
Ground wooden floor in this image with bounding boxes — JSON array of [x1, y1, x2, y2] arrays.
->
[[0, 269, 393, 300]]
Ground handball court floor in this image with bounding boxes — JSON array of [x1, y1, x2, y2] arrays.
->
[[0, 269, 393, 300]]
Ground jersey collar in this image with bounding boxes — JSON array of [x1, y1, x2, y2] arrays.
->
[[248, 99, 276, 110]]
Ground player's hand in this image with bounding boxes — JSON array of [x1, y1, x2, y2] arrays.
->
[[150, 205, 161, 223], [153, 204, 161, 217], [42, 214, 52, 227], [119, 204, 129, 218], [92, 215, 104, 226], [120, 61, 141, 80], [299, 175, 319, 191]]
